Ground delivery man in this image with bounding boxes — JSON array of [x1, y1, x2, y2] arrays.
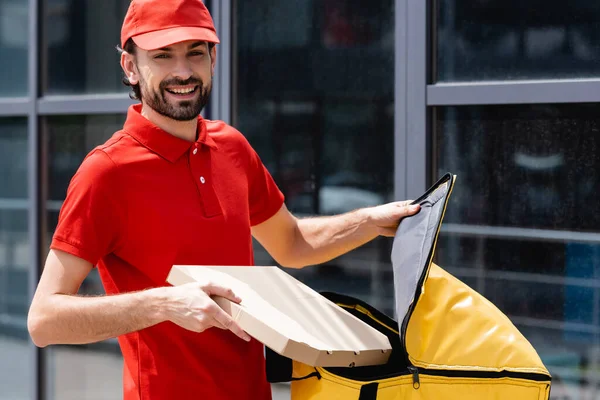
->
[[27, 0, 420, 398]]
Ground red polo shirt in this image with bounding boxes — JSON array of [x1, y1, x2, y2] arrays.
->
[[50, 104, 284, 400]]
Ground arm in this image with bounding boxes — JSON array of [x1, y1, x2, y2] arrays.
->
[[251, 201, 420, 269], [28, 249, 251, 348]]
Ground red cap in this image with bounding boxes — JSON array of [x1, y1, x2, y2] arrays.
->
[[121, 0, 220, 50]]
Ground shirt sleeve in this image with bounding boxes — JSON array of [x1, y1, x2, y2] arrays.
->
[[50, 149, 126, 266], [245, 142, 285, 227]]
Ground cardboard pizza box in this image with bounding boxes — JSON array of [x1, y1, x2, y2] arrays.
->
[[166, 265, 392, 368]]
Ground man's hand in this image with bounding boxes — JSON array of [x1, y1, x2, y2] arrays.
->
[[365, 200, 421, 237], [161, 282, 251, 342]]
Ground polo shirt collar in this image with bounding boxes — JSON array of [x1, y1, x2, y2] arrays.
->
[[123, 104, 218, 163]]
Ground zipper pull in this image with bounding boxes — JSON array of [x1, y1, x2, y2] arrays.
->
[[408, 366, 420, 389]]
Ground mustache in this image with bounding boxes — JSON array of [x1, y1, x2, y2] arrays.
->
[[160, 77, 203, 89]]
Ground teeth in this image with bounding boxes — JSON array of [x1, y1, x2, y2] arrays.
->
[[170, 87, 195, 94]]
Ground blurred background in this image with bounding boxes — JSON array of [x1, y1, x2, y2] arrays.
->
[[1, 0, 600, 399]]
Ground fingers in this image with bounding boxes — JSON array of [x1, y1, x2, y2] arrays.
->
[[401, 202, 421, 215], [202, 283, 242, 304], [370, 200, 421, 237], [387, 201, 420, 212], [399, 204, 420, 218], [199, 283, 251, 341], [212, 307, 251, 342], [383, 202, 419, 221]]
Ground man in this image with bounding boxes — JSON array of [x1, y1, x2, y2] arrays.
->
[[27, 0, 420, 399]]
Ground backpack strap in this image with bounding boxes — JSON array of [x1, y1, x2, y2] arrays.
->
[[265, 347, 321, 383], [358, 382, 379, 400], [265, 347, 293, 383]]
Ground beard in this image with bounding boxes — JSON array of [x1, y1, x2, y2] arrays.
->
[[139, 75, 211, 121]]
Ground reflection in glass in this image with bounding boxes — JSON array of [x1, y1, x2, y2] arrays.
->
[[435, 104, 600, 232], [436, 0, 600, 81], [45, 115, 126, 400], [236, 0, 396, 313], [43, 0, 130, 94], [434, 104, 600, 396], [0, 0, 28, 96], [0, 119, 31, 400]]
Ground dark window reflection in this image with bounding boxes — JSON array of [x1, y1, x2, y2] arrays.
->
[[0, 118, 29, 318], [0, 118, 28, 199], [439, 236, 592, 319], [0, 0, 28, 96], [0, 118, 31, 399], [43, 0, 130, 94], [235, 0, 395, 313], [436, 0, 600, 81], [435, 104, 600, 232]]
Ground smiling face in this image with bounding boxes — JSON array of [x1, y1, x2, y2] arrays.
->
[[121, 40, 216, 121]]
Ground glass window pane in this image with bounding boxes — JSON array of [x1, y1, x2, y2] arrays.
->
[[43, 0, 130, 94], [434, 104, 600, 394], [0, 118, 31, 400], [0, 0, 28, 96], [435, 104, 600, 231], [436, 0, 600, 81], [236, 0, 396, 314], [0, 118, 28, 199], [45, 114, 126, 400]]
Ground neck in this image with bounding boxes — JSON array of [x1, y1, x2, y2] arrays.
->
[[140, 103, 198, 142]]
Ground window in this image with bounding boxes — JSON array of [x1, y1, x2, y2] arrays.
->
[[434, 104, 600, 231], [0, 0, 28, 96], [436, 0, 600, 81], [43, 0, 130, 94], [235, 0, 396, 313], [0, 118, 31, 400]]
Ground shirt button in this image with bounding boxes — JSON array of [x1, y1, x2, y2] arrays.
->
[[193, 148, 198, 155], [200, 176, 206, 184]]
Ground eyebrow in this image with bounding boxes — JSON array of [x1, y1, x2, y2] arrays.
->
[[156, 41, 206, 52]]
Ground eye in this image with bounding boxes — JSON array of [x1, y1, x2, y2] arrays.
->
[[154, 53, 170, 59], [189, 51, 204, 57]]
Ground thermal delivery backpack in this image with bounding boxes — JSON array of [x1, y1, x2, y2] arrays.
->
[[266, 173, 552, 399]]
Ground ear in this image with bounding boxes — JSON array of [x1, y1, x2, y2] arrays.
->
[[120, 51, 139, 85], [210, 45, 217, 77]]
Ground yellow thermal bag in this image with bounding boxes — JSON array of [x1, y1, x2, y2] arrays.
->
[[266, 173, 552, 399]]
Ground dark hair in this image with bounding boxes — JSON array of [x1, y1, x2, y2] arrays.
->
[[116, 40, 216, 102], [117, 38, 143, 101]]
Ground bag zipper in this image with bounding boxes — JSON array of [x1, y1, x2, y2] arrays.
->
[[407, 367, 551, 390], [407, 366, 421, 389], [321, 365, 550, 386]]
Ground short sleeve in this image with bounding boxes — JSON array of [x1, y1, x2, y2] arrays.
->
[[245, 143, 285, 226], [50, 149, 126, 265]]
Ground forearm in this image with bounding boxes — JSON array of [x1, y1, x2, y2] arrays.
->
[[28, 287, 168, 347], [289, 209, 378, 268]]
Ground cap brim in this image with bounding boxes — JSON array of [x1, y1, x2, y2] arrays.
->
[[131, 26, 220, 50]]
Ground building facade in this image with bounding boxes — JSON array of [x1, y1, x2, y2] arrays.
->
[[0, 0, 599, 399]]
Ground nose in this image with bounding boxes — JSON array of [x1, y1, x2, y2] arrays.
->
[[171, 56, 193, 81]]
